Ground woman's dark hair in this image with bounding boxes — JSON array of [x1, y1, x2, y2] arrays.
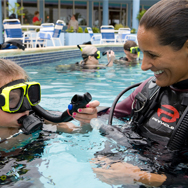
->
[[140, 0, 188, 51]]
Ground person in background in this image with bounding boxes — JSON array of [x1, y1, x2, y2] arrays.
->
[[32, 11, 42, 25], [114, 40, 140, 65], [9, 13, 16, 19], [72, 0, 188, 186], [68, 14, 78, 32], [56, 45, 115, 72]]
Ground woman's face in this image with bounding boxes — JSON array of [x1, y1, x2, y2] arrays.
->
[[137, 26, 188, 87], [0, 76, 29, 128]]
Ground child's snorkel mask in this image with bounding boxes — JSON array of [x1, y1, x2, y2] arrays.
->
[[126, 46, 140, 58], [77, 45, 101, 60], [0, 79, 41, 113]]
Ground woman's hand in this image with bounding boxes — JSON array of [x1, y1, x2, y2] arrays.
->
[[107, 51, 115, 66], [73, 100, 100, 125], [92, 157, 166, 187]]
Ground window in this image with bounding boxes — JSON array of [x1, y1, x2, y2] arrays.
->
[[93, 2, 100, 27], [109, 3, 121, 26], [22, 0, 38, 24], [121, 4, 127, 26], [45, 0, 58, 23], [60, 1, 73, 25], [75, 1, 87, 26]]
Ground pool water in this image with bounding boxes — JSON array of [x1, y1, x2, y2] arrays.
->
[[1, 51, 157, 188]]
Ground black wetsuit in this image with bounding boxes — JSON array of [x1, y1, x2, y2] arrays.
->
[[97, 77, 188, 187], [56, 62, 105, 72]]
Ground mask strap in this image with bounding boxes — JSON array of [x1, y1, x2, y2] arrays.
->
[[0, 79, 25, 92]]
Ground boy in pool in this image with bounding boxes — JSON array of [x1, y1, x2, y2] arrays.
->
[[114, 40, 141, 65], [56, 45, 115, 72], [0, 59, 93, 152]]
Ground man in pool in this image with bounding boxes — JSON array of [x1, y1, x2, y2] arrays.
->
[[73, 0, 188, 186]]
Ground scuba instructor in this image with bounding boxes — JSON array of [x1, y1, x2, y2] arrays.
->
[[73, 0, 188, 186]]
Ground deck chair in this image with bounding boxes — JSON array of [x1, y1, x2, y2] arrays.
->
[[124, 34, 138, 44], [87, 27, 101, 44], [36, 20, 65, 47], [100, 25, 117, 44], [116, 28, 131, 43], [3, 19, 33, 48]]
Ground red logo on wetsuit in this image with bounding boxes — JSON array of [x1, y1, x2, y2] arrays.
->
[[157, 105, 179, 123]]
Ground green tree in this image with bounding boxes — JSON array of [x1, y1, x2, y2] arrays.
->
[[7, 2, 25, 17]]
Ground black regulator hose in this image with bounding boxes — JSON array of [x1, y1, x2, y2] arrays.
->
[[32, 92, 92, 123], [108, 82, 142, 125]]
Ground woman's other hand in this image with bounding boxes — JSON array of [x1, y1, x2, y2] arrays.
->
[[107, 50, 115, 66], [73, 100, 100, 125], [92, 157, 166, 187]]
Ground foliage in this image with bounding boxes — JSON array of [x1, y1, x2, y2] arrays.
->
[[92, 27, 100, 33], [7, 2, 25, 16], [84, 28, 88, 33], [131, 28, 136, 34], [33, 21, 41, 26], [114, 24, 124, 30], [66, 26, 74, 33], [77, 27, 83, 33], [137, 9, 147, 21]]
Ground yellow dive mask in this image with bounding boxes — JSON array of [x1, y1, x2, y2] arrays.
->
[[77, 44, 101, 60], [127, 46, 140, 58], [0, 79, 41, 113]]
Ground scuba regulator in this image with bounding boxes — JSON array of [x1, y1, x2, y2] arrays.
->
[[17, 92, 92, 135]]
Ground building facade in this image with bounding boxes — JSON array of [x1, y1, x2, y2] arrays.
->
[[0, 0, 159, 43], [2, 0, 159, 28]]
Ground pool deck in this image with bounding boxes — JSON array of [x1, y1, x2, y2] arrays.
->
[[0, 43, 124, 66], [0, 43, 124, 58]]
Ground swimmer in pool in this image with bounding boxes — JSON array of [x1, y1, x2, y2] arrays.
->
[[0, 59, 92, 152], [114, 40, 141, 65], [56, 45, 115, 72]]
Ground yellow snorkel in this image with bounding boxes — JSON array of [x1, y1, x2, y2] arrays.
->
[[77, 45, 83, 51]]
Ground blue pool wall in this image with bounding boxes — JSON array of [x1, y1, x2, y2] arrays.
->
[[0, 45, 124, 67]]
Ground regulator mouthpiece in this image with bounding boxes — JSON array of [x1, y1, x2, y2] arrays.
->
[[18, 113, 43, 134]]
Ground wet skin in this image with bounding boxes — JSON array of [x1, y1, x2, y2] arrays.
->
[[137, 26, 188, 87], [0, 76, 29, 129]]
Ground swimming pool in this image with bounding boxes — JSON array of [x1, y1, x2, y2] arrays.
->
[[0, 49, 157, 188]]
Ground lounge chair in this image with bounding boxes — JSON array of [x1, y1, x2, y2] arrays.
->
[[87, 27, 101, 44], [35, 20, 65, 47], [116, 28, 131, 43], [100, 25, 117, 44], [3, 19, 33, 48]]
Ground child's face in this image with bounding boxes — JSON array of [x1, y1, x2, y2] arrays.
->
[[0, 76, 29, 128], [124, 50, 138, 61]]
